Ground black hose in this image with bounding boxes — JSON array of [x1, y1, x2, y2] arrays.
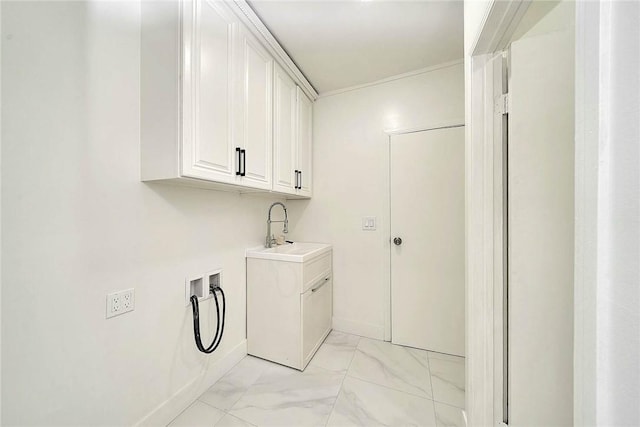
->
[[190, 286, 226, 354]]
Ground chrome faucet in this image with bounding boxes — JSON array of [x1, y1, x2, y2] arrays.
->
[[266, 202, 288, 248]]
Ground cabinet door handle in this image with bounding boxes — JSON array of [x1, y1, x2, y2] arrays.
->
[[235, 147, 242, 176], [240, 149, 246, 177], [311, 276, 330, 292], [294, 170, 299, 189], [299, 170, 302, 189]]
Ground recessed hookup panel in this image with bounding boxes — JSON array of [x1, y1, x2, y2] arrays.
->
[[185, 269, 223, 306], [206, 269, 223, 291], [185, 275, 206, 307]]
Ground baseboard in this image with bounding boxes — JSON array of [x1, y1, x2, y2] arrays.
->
[[136, 340, 247, 427], [332, 317, 385, 341]]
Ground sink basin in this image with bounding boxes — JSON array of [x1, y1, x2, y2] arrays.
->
[[246, 242, 332, 263]]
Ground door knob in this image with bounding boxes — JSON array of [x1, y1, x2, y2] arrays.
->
[[393, 237, 402, 246]]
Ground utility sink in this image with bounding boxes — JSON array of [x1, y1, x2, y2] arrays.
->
[[246, 242, 332, 263], [246, 241, 333, 370]]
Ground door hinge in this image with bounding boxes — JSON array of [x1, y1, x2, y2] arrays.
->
[[495, 93, 510, 115]]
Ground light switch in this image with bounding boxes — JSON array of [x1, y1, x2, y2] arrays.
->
[[362, 216, 377, 231]]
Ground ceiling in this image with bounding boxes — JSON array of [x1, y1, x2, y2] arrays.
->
[[247, 0, 464, 94]]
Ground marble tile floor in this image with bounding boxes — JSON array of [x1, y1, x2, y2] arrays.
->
[[168, 331, 466, 427]]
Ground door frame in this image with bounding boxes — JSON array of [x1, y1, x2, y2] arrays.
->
[[383, 121, 464, 343], [468, 1, 606, 426], [466, 1, 530, 425]]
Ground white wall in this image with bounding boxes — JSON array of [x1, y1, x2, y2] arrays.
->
[[287, 63, 464, 340], [575, 1, 640, 424], [1, 2, 284, 424], [507, 3, 575, 424], [600, 3, 640, 421]]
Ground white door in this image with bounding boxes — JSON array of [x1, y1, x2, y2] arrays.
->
[[508, 25, 574, 426], [390, 127, 465, 356], [296, 87, 313, 197], [272, 63, 297, 195], [182, 0, 238, 183], [238, 27, 272, 190]]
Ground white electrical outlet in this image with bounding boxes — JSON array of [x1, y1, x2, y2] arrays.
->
[[122, 291, 133, 311], [107, 288, 135, 318]]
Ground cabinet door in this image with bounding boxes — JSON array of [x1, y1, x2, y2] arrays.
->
[[272, 64, 298, 195], [301, 276, 332, 368], [296, 88, 313, 197], [181, 0, 239, 183], [238, 27, 273, 190]]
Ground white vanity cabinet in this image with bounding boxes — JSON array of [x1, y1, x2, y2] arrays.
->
[[246, 244, 332, 370], [141, 0, 312, 195]]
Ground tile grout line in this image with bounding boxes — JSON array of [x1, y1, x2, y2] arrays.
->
[[350, 336, 466, 407], [426, 352, 439, 426], [432, 399, 467, 410], [323, 335, 361, 427], [428, 352, 467, 410], [360, 339, 437, 392], [223, 362, 272, 416], [197, 398, 258, 427], [198, 357, 270, 423], [426, 352, 436, 399], [344, 373, 437, 402], [167, 400, 225, 427], [166, 403, 192, 427], [432, 398, 466, 411], [215, 412, 257, 427], [341, 337, 453, 426], [347, 340, 435, 400], [196, 354, 250, 411], [197, 397, 228, 412], [213, 333, 360, 427], [192, 334, 463, 426]]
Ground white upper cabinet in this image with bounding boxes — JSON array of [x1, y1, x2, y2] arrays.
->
[[182, 0, 238, 184], [273, 63, 298, 195], [141, 0, 314, 197], [272, 71, 313, 197], [296, 88, 313, 197], [237, 26, 273, 190]]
